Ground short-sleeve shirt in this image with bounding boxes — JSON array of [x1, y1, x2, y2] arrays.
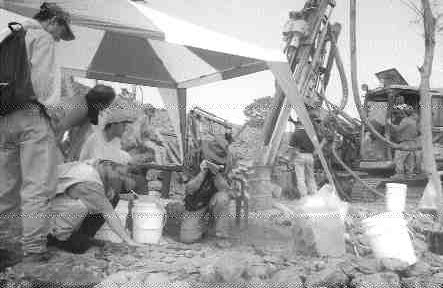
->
[[56, 161, 114, 215], [66, 182, 114, 215]]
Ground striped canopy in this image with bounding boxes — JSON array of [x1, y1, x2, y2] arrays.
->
[[1, 3, 269, 89], [56, 26, 269, 88]]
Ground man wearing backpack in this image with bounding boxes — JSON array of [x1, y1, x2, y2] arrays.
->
[[0, 2, 75, 266]]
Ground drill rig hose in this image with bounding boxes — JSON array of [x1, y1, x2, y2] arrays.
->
[[323, 24, 349, 111]]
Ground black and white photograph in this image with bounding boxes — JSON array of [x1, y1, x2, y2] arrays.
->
[[0, 0, 443, 287]]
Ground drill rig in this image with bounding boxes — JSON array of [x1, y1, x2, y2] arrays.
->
[[259, 0, 361, 200]]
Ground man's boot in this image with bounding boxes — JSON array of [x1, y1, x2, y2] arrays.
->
[[0, 249, 21, 271], [21, 251, 54, 264], [47, 234, 92, 254]]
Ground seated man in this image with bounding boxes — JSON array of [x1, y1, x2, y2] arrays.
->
[[48, 160, 144, 253], [180, 137, 233, 243]]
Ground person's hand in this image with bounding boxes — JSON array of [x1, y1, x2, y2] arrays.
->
[[207, 161, 221, 175], [200, 160, 209, 171]]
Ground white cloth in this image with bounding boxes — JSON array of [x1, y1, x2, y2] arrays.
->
[[56, 161, 103, 195], [79, 130, 132, 165]]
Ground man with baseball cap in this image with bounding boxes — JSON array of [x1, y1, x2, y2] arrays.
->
[[0, 2, 76, 267], [80, 107, 136, 165]]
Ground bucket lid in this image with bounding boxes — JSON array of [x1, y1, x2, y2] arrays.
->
[[386, 182, 407, 188], [362, 212, 406, 227], [149, 191, 161, 197]]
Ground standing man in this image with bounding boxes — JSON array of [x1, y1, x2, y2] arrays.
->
[[288, 120, 318, 197], [0, 2, 75, 265], [389, 106, 420, 178]]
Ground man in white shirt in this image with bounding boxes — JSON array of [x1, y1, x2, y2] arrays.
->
[[80, 108, 136, 165]]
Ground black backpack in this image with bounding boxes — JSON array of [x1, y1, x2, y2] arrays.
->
[[0, 22, 36, 116]]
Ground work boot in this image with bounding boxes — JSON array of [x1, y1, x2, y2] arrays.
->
[[22, 251, 54, 264], [87, 237, 106, 247], [0, 249, 21, 272], [47, 233, 92, 254]]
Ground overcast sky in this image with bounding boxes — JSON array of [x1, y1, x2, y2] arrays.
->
[[136, 0, 443, 124]]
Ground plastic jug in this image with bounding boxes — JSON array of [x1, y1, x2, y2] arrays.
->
[[132, 192, 166, 244]]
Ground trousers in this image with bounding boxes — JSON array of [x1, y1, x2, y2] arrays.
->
[[293, 152, 318, 197], [0, 109, 57, 254], [394, 140, 417, 175], [180, 191, 231, 243]]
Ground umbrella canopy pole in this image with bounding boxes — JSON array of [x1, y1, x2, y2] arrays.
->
[[178, 88, 187, 162]]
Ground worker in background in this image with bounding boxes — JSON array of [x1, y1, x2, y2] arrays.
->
[[389, 105, 419, 178], [180, 135, 233, 243], [47, 160, 144, 254], [0, 2, 75, 265], [80, 107, 136, 165], [288, 120, 318, 197], [60, 84, 117, 162]]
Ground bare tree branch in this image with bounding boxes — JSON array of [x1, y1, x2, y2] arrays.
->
[[400, 0, 425, 16]]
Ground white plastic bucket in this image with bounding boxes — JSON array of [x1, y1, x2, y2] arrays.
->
[[132, 200, 165, 244], [385, 183, 407, 212], [96, 200, 129, 243], [362, 213, 416, 265]]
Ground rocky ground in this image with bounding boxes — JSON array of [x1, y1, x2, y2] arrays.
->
[[2, 188, 443, 288], [2, 104, 443, 287]]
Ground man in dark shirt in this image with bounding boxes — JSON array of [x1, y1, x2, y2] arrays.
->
[[180, 136, 232, 243], [289, 120, 318, 197]]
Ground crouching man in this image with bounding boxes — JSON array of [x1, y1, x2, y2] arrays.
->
[[180, 137, 233, 243], [48, 160, 143, 253]]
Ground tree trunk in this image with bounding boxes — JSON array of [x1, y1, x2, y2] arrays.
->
[[419, 0, 443, 224]]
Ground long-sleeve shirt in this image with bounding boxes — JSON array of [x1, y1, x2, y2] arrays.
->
[[24, 19, 61, 107]]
